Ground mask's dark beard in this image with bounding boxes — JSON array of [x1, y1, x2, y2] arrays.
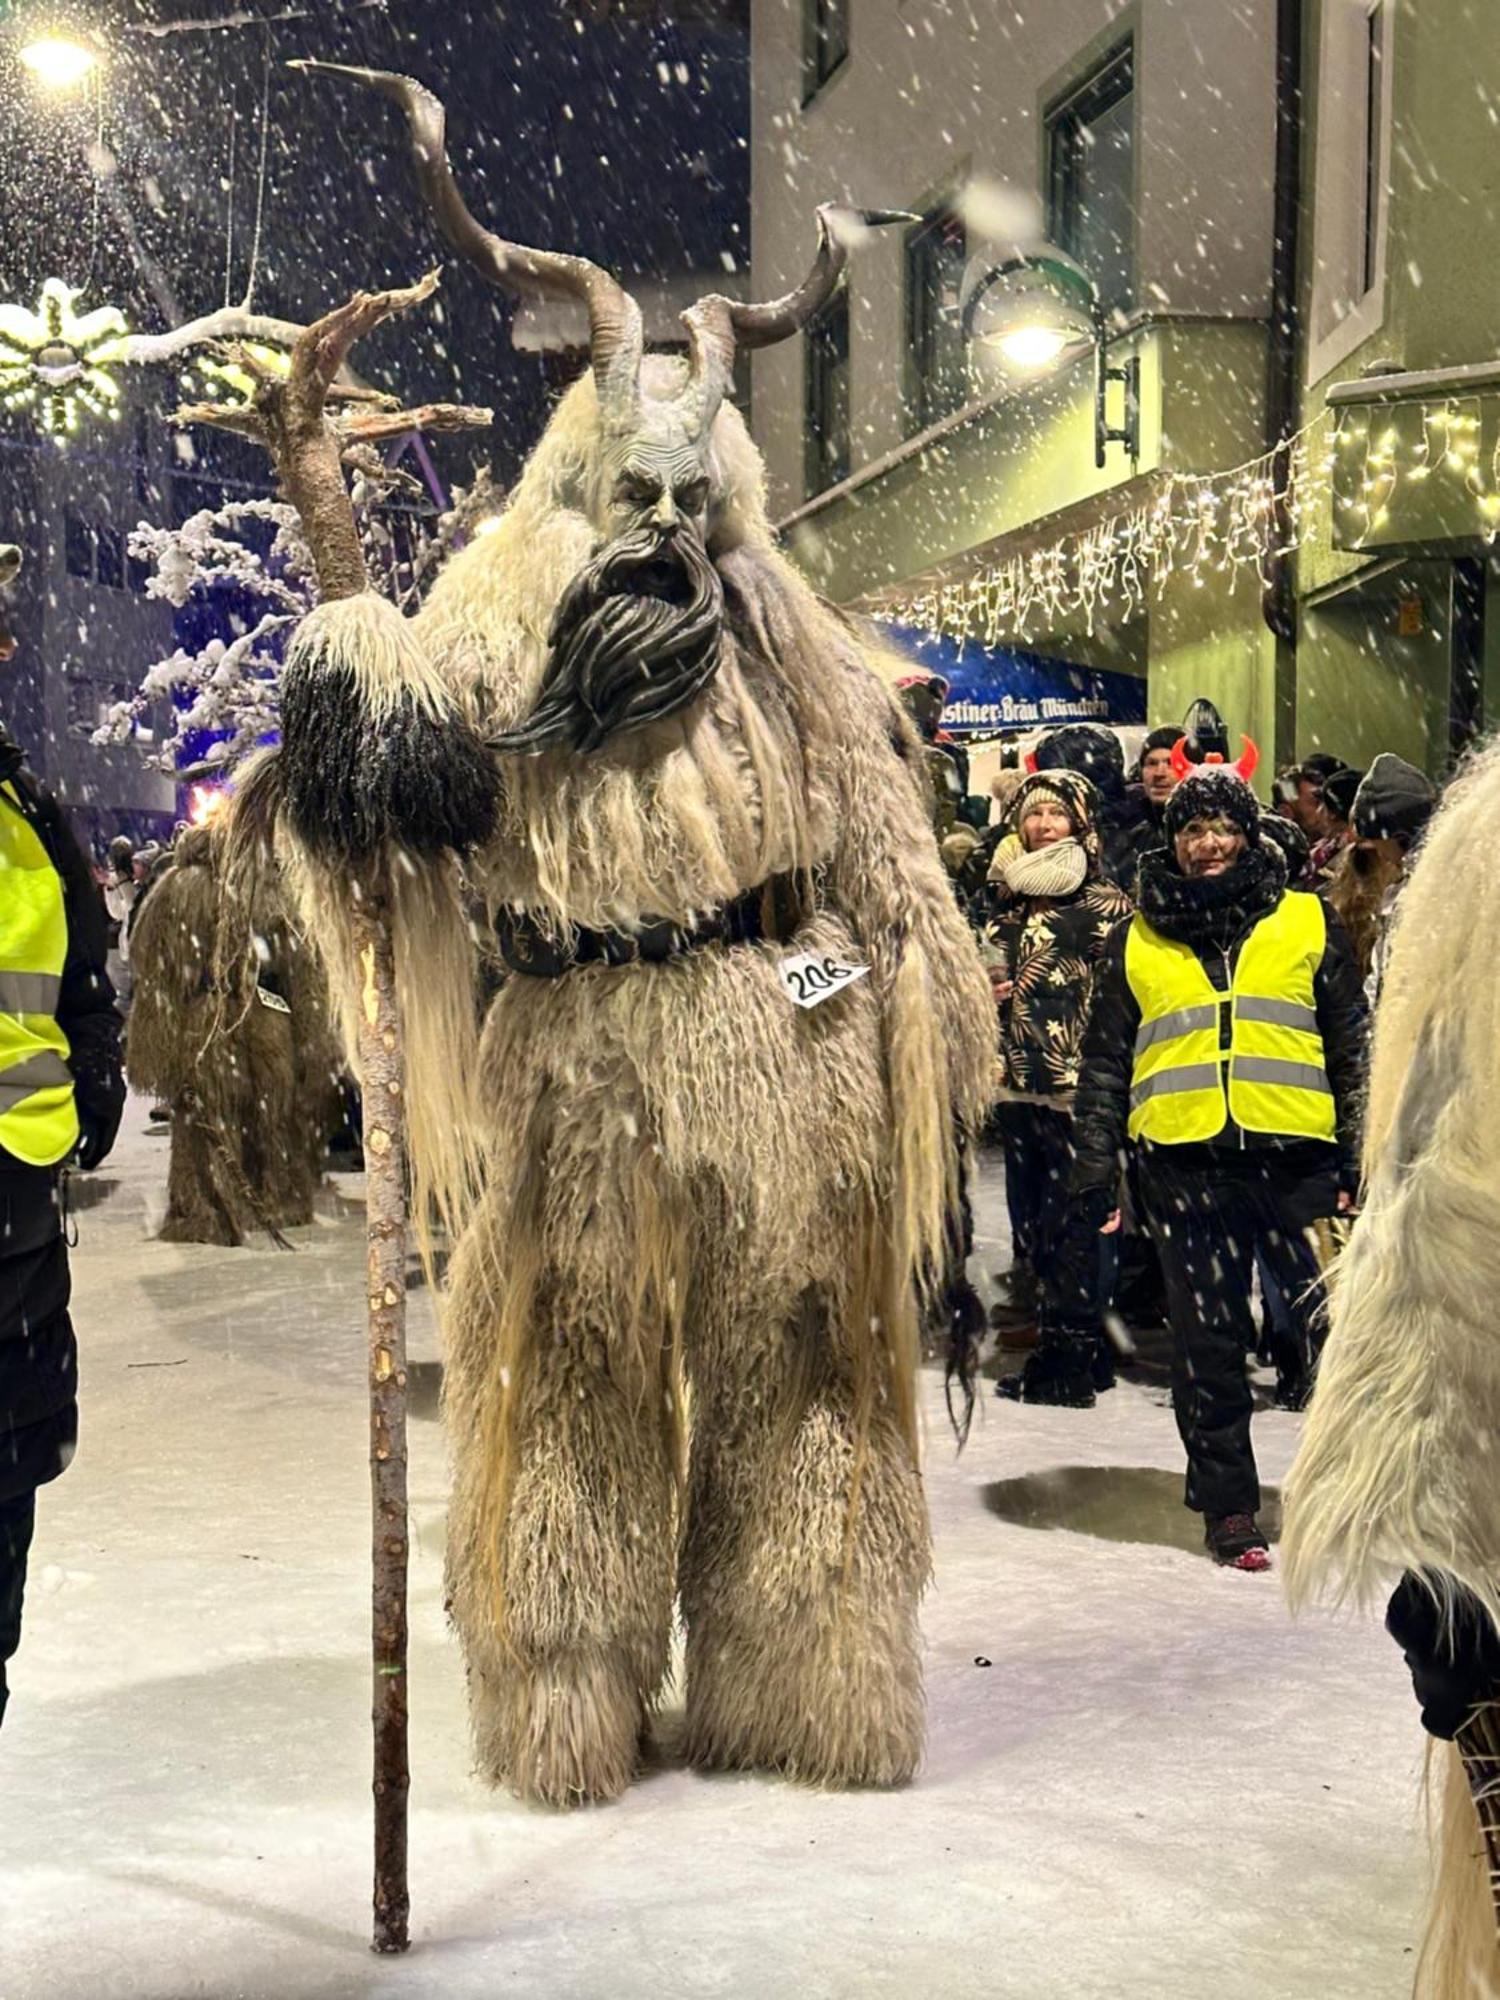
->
[[491, 525, 725, 756]]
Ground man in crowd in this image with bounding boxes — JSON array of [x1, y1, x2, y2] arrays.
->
[[0, 722, 123, 1727], [1331, 752, 1437, 1002], [1068, 759, 1365, 1570], [1308, 764, 1361, 884]]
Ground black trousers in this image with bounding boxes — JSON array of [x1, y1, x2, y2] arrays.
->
[[1142, 1151, 1333, 1517], [0, 1488, 35, 1728], [997, 1101, 1106, 1335]]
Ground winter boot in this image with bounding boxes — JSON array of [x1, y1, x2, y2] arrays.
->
[[1204, 1513, 1271, 1572], [996, 1329, 1096, 1408], [989, 1259, 1037, 1316]]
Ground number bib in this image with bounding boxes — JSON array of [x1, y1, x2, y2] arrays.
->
[[776, 949, 870, 1010], [256, 985, 292, 1015]]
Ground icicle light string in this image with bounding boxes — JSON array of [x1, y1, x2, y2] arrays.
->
[[880, 418, 1333, 646], [880, 402, 1500, 647]]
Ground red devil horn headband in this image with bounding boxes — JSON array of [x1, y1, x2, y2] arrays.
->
[[1169, 734, 1260, 784]]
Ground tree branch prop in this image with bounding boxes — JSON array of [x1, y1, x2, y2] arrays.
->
[[193, 273, 479, 1956]]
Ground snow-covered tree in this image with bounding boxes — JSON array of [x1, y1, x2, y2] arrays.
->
[[93, 463, 499, 772]]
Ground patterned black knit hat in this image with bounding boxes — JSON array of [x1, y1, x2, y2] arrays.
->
[[1162, 765, 1261, 843]]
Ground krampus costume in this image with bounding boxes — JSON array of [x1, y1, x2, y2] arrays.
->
[[127, 823, 337, 1244], [264, 67, 994, 1807], [1281, 744, 1500, 1996]]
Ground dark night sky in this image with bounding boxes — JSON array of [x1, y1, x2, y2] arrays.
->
[[0, 0, 750, 485]]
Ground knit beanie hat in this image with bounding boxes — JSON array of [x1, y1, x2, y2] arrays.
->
[[1162, 765, 1261, 844], [1351, 753, 1438, 846], [1319, 766, 1364, 823], [1010, 768, 1103, 863], [1032, 722, 1125, 799]]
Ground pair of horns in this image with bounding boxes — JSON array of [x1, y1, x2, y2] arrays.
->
[[293, 62, 907, 435], [1169, 734, 1260, 784]]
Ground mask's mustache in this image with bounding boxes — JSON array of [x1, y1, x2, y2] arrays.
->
[[491, 525, 724, 756]]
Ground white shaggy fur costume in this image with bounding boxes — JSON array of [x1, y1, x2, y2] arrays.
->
[[1283, 740, 1500, 1995], [274, 352, 994, 1803]]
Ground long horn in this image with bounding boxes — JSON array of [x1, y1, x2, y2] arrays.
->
[[1169, 735, 1193, 783], [681, 204, 913, 433], [1233, 735, 1260, 784], [291, 61, 642, 421]]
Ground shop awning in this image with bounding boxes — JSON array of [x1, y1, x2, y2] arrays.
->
[[886, 622, 1146, 737]]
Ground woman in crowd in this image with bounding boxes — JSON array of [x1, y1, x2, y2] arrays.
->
[[1068, 761, 1365, 1567], [979, 769, 1132, 1407]]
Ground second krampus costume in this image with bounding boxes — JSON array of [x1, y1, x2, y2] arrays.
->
[[127, 823, 337, 1244], [260, 67, 995, 1808], [1282, 746, 1500, 1998]]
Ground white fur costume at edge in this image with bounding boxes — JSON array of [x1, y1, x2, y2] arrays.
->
[[1284, 740, 1500, 1996], [269, 69, 995, 1808]]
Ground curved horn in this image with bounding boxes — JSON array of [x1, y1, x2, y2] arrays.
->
[[1233, 735, 1260, 784], [292, 61, 642, 421], [681, 204, 914, 434], [1169, 735, 1193, 783]]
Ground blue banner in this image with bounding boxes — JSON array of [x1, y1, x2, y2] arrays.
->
[[885, 622, 1147, 737]]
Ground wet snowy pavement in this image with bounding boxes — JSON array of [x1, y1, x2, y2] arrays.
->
[[3, 1104, 1422, 1999]]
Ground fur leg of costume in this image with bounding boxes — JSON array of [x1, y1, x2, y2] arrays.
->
[[1283, 742, 1500, 1995], [679, 1246, 930, 1786]]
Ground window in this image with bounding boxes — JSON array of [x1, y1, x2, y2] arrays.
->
[[802, 0, 848, 106], [65, 508, 93, 580], [96, 524, 124, 592], [1046, 41, 1135, 324], [1360, 2, 1386, 299], [804, 284, 850, 497], [904, 207, 968, 434], [1307, 0, 1393, 381]]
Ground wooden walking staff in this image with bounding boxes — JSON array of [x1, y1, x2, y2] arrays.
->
[[180, 272, 489, 1954]]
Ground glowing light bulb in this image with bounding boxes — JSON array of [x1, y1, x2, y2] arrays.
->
[[994, 324, 1074, 371], [19, 37, 98, 90]]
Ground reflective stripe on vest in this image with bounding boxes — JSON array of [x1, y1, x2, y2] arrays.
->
[[0, 783, 78, 1167], [1124, 890, 1337, 1146]]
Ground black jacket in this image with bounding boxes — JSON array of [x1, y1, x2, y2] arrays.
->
[[1070, 876, 1366, 1198]]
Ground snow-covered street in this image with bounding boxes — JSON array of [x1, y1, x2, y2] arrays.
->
[[2, 1104, 1423, 2000]]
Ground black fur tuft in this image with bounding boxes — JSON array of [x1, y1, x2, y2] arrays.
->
[[279, 658, 499, 865]]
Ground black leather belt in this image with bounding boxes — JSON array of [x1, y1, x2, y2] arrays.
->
[[495, 873, 807, 979]]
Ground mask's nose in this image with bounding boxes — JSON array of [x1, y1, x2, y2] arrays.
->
[[650, 490, 680, 534]]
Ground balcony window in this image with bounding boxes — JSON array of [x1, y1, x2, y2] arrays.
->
[[802, 0, 848, 106], [904, 207, 968, 435], [804, 284, 851, 497], [1046, 40, 1135, 325]]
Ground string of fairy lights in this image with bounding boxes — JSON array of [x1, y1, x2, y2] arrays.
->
[[878, 397, 1500, 647]]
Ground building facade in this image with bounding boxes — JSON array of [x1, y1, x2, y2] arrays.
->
[[1294, 0, 1500, 775], [751, 0, 1500, 784], [750, 0, 1283, 778]]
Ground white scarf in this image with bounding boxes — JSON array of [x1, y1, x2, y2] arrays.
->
[[998, 837, 1089, 899]]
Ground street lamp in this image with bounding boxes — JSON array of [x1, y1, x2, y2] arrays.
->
[[18, 34, 98, 90], [960, 243, 1140, 470]]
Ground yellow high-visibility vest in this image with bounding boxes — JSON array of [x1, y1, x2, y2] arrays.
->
[[1125, 889, 1336, 1146], [0, 782, 78, 1166]]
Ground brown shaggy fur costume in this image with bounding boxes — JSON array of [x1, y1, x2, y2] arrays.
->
[[272, 359, 996, 1808], [1283, 742, 1500, 1996], [127, 824, 339, 1245]]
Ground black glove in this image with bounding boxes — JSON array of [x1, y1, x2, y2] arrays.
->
[[1386, 1573, 1500, 1740], [74, 1105, 119, 1172]]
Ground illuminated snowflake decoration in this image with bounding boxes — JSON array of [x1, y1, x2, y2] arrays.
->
[[0, 279, 128, 438]]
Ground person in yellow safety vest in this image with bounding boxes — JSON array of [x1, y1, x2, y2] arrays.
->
[[0, 722, 124, 1728], [1069, 755, 1365, 1572]]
